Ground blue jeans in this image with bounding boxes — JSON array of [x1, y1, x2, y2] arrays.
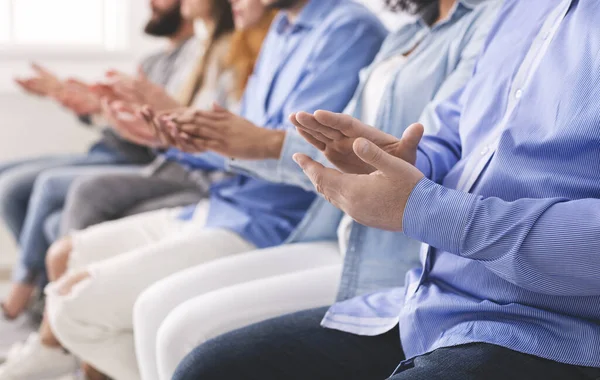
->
[[12, 164, 138, 285], [174, 307, 600, 380], [0, 153, 121, 240]]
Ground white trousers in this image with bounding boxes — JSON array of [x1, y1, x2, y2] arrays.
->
[[133, 241, 342, 380], [45, 201, 256, 380]]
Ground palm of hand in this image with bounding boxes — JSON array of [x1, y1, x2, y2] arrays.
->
[[323, 137, 375, 174]]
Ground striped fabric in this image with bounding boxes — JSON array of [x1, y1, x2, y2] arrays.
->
[[322, 0, 600, 369]]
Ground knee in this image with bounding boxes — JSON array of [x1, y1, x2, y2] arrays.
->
[[46, 236, 73, 281], [62, 177, 108, 231], [171, 339, 233, 380], [66, 176, 97, 206], [46, 270, 94, 348], [0, 171, 26, 214], [134, 283, 170, 330], [156, 307, 204, 379]]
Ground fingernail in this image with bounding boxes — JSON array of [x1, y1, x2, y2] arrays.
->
[[292, 154, 304, 167], [357, 139, 370, 154]]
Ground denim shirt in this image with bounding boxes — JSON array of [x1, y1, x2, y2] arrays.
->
[[177, 0, 387, 249], [229, 0, 500, 298]]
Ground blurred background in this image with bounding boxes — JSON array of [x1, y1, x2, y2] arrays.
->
[[0, 0, 406, 275]]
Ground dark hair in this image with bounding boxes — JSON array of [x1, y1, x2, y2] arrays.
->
[[384, 0, 438, 14], [144, 1, 184, 37], [211, 0, 235, 42]]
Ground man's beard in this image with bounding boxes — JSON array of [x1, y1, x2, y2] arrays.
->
[[144, 1, 184, 37], [267, 0, 302, 11]]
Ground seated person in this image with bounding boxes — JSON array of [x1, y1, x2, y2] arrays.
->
[[51, 2, 278, 241], [1, 0, 277, 329], [0, 0, 244, 378], [172, 0, 600, 379], [0, 0, 196, 320], [123, 0, 500, 378], [34, 1, 386, 380]]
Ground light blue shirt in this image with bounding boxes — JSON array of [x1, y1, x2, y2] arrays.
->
[[180, 0, 387, 248], [323, 0, 600, 369], [229, 0, 500, 298]]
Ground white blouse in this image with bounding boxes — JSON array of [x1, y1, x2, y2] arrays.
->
[[337, 55, 408, 257]]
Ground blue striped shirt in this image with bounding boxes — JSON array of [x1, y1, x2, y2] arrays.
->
[[322, 0, 600, 368]]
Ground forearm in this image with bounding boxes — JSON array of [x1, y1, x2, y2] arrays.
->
[[403, 178, 600, 296], [228, 130, 328, 191]]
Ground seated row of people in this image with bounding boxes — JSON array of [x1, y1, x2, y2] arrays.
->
[[2, 0, 600, 379]]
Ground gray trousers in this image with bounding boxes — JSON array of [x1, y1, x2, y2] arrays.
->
[[61, 159, 213, 235]]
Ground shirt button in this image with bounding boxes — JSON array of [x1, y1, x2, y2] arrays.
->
[[515, 89, 523, 99], [480, 146, 490, 156]]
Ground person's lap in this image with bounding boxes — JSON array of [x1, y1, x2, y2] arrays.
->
[[173, 307, 600, 380], [16, 165, 139, 284], [153, 266, 343, 380], [0, 152, 125, 239], [46, 216, 256, 380], [133, 242, 342, 380], [388, 343, 600, 380], [61, 169, 201, 234], [173, 307, 404, 380]]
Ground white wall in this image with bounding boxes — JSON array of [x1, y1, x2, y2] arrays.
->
[[0, 0, 163, 267]]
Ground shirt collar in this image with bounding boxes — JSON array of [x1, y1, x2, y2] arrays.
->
[[274, 0, 331, 35]]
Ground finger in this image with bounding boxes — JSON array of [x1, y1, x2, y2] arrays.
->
[[179, 132, 209, 153], [353, 138, 407, 176], [112, 86, 139, 103], [401, 123, 425, 151], [176, 122, 224, 142], [13, 78, 28, 88], [160, 121, 177, 146], [137, 65, 148, 81], [141, 108, 163, 141], [154, 107, 185, 119], [293, 154, 345, 200], [167, 124, 189, 150], [169, 108, 196, 123], [106, 69, 127, 79], [314, 110, 398, 146], [296, 127, 326, 151], [296, 125, 333, 144], [295, 111, 345, 140], [31, 63, 53, 77], [178, 109, 224, 124], [211, 102, 228, 113], [65, 78, 88, 89]]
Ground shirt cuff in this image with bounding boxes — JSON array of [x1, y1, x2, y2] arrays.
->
[[228, 130, 323, 191], [402, 178, 478, 256]]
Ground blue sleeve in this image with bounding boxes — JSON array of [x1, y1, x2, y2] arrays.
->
[[165, 148, 226, 171], [228, 14, 387, 188], [414, 86, 465, 182], [277, 16, 387, 130], [403, 178, 600, 297]]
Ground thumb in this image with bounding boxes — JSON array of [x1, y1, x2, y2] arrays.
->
[[353, 138, 406, 175], [137, 66, 147, 81], [401, 123, 424, 151], [31, 62, 50, 75], [211, 102, 229, 114]]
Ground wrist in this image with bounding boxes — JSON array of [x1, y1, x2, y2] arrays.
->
[[261, 129, 285, 159]]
